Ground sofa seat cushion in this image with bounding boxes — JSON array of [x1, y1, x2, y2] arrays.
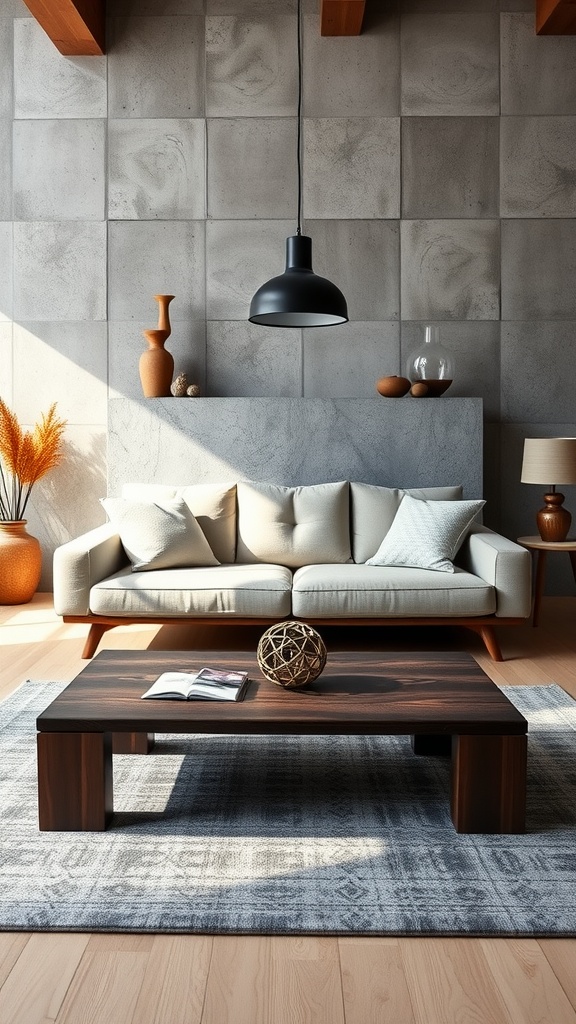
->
[[89, 564, 292, 618], [291, 564, 496, 618]]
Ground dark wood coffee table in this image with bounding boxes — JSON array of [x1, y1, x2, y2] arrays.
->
[[36, 649, 527, 835]]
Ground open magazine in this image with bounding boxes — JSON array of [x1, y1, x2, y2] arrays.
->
[[141, 666, 249, 702]]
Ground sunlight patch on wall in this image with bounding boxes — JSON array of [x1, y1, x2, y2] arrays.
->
[[11, 322, 108, 427]]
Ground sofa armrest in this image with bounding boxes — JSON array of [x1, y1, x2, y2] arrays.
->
[[456, 525, 532, 618], [53, 524, 128, 616]]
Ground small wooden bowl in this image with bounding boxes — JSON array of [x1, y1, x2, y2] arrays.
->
[[376, 375, 411, 398]]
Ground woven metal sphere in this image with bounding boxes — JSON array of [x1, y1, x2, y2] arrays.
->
[[257, 620, 327, 689]]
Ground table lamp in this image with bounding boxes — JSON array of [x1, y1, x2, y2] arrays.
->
[[521, 437, 576, 542]]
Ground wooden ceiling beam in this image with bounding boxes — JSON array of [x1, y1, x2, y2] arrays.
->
[[320, 0, 366, 36], [536, 0, 576, 33], [22, 0, 105, 55]]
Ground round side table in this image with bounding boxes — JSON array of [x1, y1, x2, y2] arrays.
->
[[517, 535, 576, 627]]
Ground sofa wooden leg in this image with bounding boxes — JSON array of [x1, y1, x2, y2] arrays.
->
[[475, 625, 503, 662], [81, 623, 114, 659]]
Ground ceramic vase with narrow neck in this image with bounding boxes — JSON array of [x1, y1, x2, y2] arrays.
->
[[139, 294, 176, 398], [0, 520, 42, 605], [154, 294, 175, 334], [139, 330, 174, 398]]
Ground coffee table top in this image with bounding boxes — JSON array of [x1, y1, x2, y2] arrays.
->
[[37, 650, 527, 737]]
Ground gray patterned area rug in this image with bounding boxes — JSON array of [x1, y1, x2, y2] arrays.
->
[[2, 680, 576, 936]]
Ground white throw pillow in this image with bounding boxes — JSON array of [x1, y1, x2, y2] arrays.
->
[[101, 497, 220, 572], [366, 494, 485, 573], [122, 482, 237, 563], [350, 482, 463, 563]]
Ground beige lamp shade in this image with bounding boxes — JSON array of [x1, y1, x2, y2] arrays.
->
[[521, 438, 576, 486], [521, 437, 576, 542]]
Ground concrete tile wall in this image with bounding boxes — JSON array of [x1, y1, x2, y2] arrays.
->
[[206, 15, 298, 116], [2, 4, 576, 595], [400, 12, 500, 116], [14, 20, 106, 118], [108, 119, 206, 220], [401, 117, 499, 218], [0, 223, 13, 321], [400, 220, 500, 321], [108, 17, 205, 118], [13, 119, 106, 221]]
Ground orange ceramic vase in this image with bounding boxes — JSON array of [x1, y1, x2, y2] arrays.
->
[[154, 293, 175, 332], [139, 295, 175, 398], [139, 330, 174, 397], [0, 520, 42, 604]]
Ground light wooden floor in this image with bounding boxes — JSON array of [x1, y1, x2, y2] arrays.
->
[[1, 595, 576, 1024]]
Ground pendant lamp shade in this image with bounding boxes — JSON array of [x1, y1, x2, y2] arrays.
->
[[249, 235, 348, 328]]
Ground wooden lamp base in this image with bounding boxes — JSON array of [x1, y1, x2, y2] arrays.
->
[[537, 491, 572, 542]]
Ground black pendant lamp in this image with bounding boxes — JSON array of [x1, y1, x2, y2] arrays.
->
[[249, 0, 348, 328]]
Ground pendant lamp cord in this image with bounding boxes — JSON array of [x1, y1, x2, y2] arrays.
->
[[296, 0, 303, 236]]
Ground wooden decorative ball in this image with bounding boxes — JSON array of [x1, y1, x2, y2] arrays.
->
[[257, 621, 327, 689], [410, 382, 429, 397]]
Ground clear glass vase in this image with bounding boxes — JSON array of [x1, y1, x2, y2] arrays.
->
[[406, 325, 454, 397]]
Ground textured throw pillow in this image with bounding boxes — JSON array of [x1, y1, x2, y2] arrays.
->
[[122, 482, 237, 563], [366, 495, 485, 573], [101, 497, 220, 572], [350, 482, 463, 563]]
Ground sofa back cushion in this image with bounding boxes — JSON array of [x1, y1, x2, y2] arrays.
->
[[236, 480, 351, 568], [121, 482, 237, 563], [350, 482, 463, 563]]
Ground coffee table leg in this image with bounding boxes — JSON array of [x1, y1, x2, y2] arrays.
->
[[451, 734, 527, 834], [112, 732, 155, 754], [37, 732, 112, 831], [411, 734, 452, 756]]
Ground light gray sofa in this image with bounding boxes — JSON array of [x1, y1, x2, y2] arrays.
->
[[53, 480, 532, 661]]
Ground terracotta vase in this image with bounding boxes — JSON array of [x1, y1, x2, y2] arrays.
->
[[139, 330, 175, 398], [0, 520, 42, 605], [153, 294, 175, 334], [139, 294, 176, 398]]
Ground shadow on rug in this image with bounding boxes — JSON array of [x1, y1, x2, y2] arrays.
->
[[1, 681, 576, 935]]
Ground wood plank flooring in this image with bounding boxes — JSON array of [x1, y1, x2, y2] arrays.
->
[[1, 595, 576, 1023]]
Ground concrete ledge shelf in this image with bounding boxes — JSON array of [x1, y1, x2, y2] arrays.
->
[[108, 397, 483, 497]]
